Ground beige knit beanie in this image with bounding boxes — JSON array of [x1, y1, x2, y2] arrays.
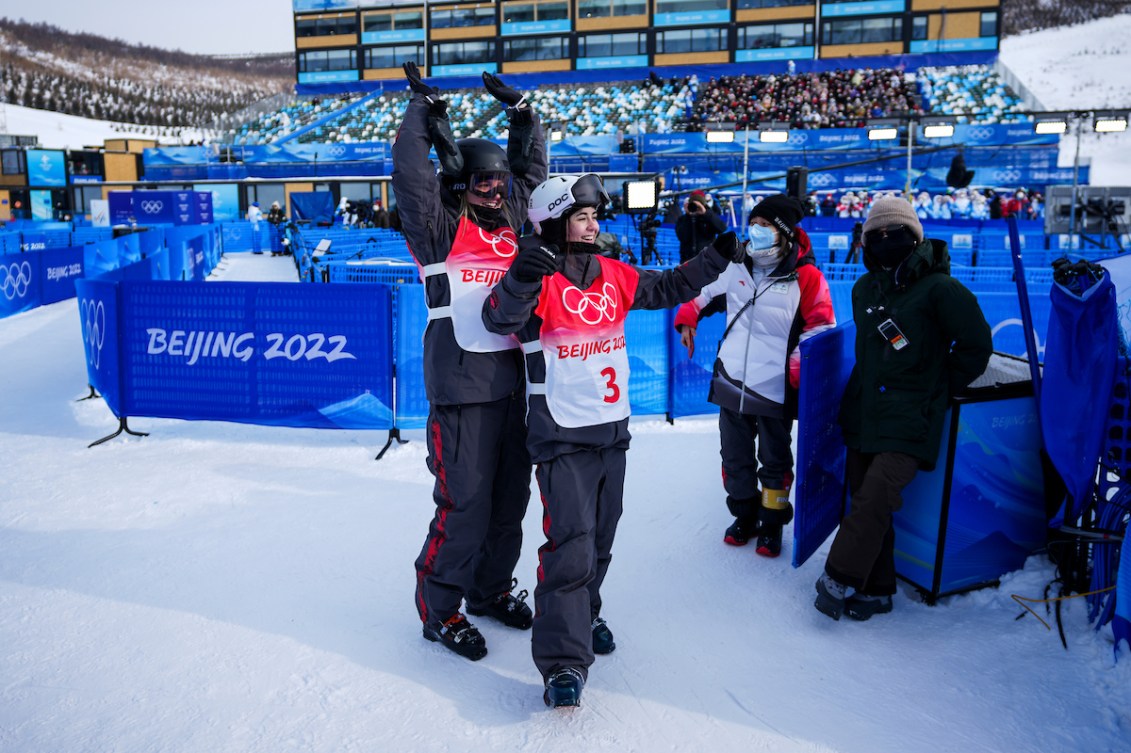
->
[[863, 196, 924, 242]]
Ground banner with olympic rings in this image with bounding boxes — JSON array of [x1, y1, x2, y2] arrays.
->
[[0, 253, 38, 317], [75, 278, 124, 416]]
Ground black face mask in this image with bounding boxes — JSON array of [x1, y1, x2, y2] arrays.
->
[[471, 204, 503, 227], [864, 224, 918, 268]]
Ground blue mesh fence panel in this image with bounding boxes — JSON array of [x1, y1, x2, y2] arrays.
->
[[793, 322, 856, 567]]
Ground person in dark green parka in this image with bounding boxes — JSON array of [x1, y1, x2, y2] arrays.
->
[[815, 195, 993, 622]]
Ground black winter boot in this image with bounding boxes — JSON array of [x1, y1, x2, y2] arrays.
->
[[814, 573, 848, 621], [845, 593, 893, 621], [468, 578, 533, 629], [724, 494, 761, 546], [423, 613, 488, 660], [755, 524, 783, 558]]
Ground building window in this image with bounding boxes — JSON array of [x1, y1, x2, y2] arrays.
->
[[735, 0, 809, 8], [911, 16, 927, 41], [655, 0, 725, 13], [656, 27, 726, 54], [980, 11, 998, 37], [577, 0, 647, 20], [2, 150, 25, 175], [503, 37, 569, 61], [430, 6, 496, 29], [431, 40, 495, 65], [577, 31, 647, 57], [739, 21, 813, 49], [298, 49, 357, 73], [502, 0, 569, 24], [363, 10, 424, 33], [365, 44, 425, 68], [295, 15, 358, 37], [821, 17, 902, 45]]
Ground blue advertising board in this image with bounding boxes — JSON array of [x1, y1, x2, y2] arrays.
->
[[117, 281, 394, 429], [821, 0, 905, 17], [75, 278, 124, 417], [27, 149, 67, 187], [0, 253, 38, 318], [194, 183, 240, 222], [40, 246, 85, 305]]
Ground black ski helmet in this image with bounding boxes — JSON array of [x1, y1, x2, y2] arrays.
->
[[442, 138, 510, 194]]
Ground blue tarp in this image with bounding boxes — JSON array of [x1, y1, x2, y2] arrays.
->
[[1041, 269, 1120, 520]]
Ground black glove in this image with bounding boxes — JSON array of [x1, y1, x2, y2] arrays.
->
[[403, 61, 438, 101], [510, 237, 561, 283], [712, 231, 744, 263], [483, 72, 526, 108]]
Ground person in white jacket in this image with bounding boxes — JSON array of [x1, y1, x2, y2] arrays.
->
[[674, 195, 836, 557], [246, 202, 264, 254]]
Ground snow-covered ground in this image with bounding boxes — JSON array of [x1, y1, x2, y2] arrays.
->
[[1, 245, 1130, 753], [1, 102, 209, 151]]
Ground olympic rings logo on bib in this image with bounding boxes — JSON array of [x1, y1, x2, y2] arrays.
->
[[477, 226, 518, 258], [562, 282, 618, 325]]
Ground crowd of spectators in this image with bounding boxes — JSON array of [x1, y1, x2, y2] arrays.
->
[[294, 77, 692, 145], [229, 65, 1035, 146], [809, 188, 1044, 221], [681, 68, 925, 131]]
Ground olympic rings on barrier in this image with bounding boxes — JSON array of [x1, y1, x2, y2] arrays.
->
[[80, 298, 106, 370], [562, 281, 617, 325], [140, 200, 165, 214], [0, 260, 33, 300]]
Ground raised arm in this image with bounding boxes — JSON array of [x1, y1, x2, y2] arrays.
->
[[390, 62, 456, 265], [482, 72, 548, 227], [632, 231, 740, 311]]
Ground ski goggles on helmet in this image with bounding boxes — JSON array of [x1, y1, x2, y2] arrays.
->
[[468, 171, 513, 201], [571, 174, 611, 211]]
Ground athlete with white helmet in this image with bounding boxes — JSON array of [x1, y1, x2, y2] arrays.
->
[[393, 62, 547, 663], [483, 173, 744, 707]]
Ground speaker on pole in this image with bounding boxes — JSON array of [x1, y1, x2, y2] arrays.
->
[[786, 166, 808, 202]]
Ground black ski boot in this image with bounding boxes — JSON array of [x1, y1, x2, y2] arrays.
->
[[544, 667, 585, 708], [592, 617, 616, 655], [467, 578, 533, 629], [423, 613, 488, 661]]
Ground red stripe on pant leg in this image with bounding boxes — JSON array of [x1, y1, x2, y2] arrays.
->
[[417, 415, 453, 624]]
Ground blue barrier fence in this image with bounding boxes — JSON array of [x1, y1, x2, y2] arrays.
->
[[0, 217, 1087, 449]]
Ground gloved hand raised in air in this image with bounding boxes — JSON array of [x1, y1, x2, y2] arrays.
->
[[510, 237, 562, 283], [403, 61, 439, 102], [483, 72, 527, 109], [712, 231, 745, 263]]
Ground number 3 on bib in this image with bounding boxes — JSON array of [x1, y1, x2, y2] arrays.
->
[[600, 367, 620, 403]]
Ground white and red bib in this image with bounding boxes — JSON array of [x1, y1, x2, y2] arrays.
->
[[427, 217, 520, 353], [532, 256, 638, 428]]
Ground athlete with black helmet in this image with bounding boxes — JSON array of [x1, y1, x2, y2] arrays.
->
[[483, 174, 745, 707], [392, 62, 547, 662]]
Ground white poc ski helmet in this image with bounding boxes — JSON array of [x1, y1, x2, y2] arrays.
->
[[528, 174, 610, 246]]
